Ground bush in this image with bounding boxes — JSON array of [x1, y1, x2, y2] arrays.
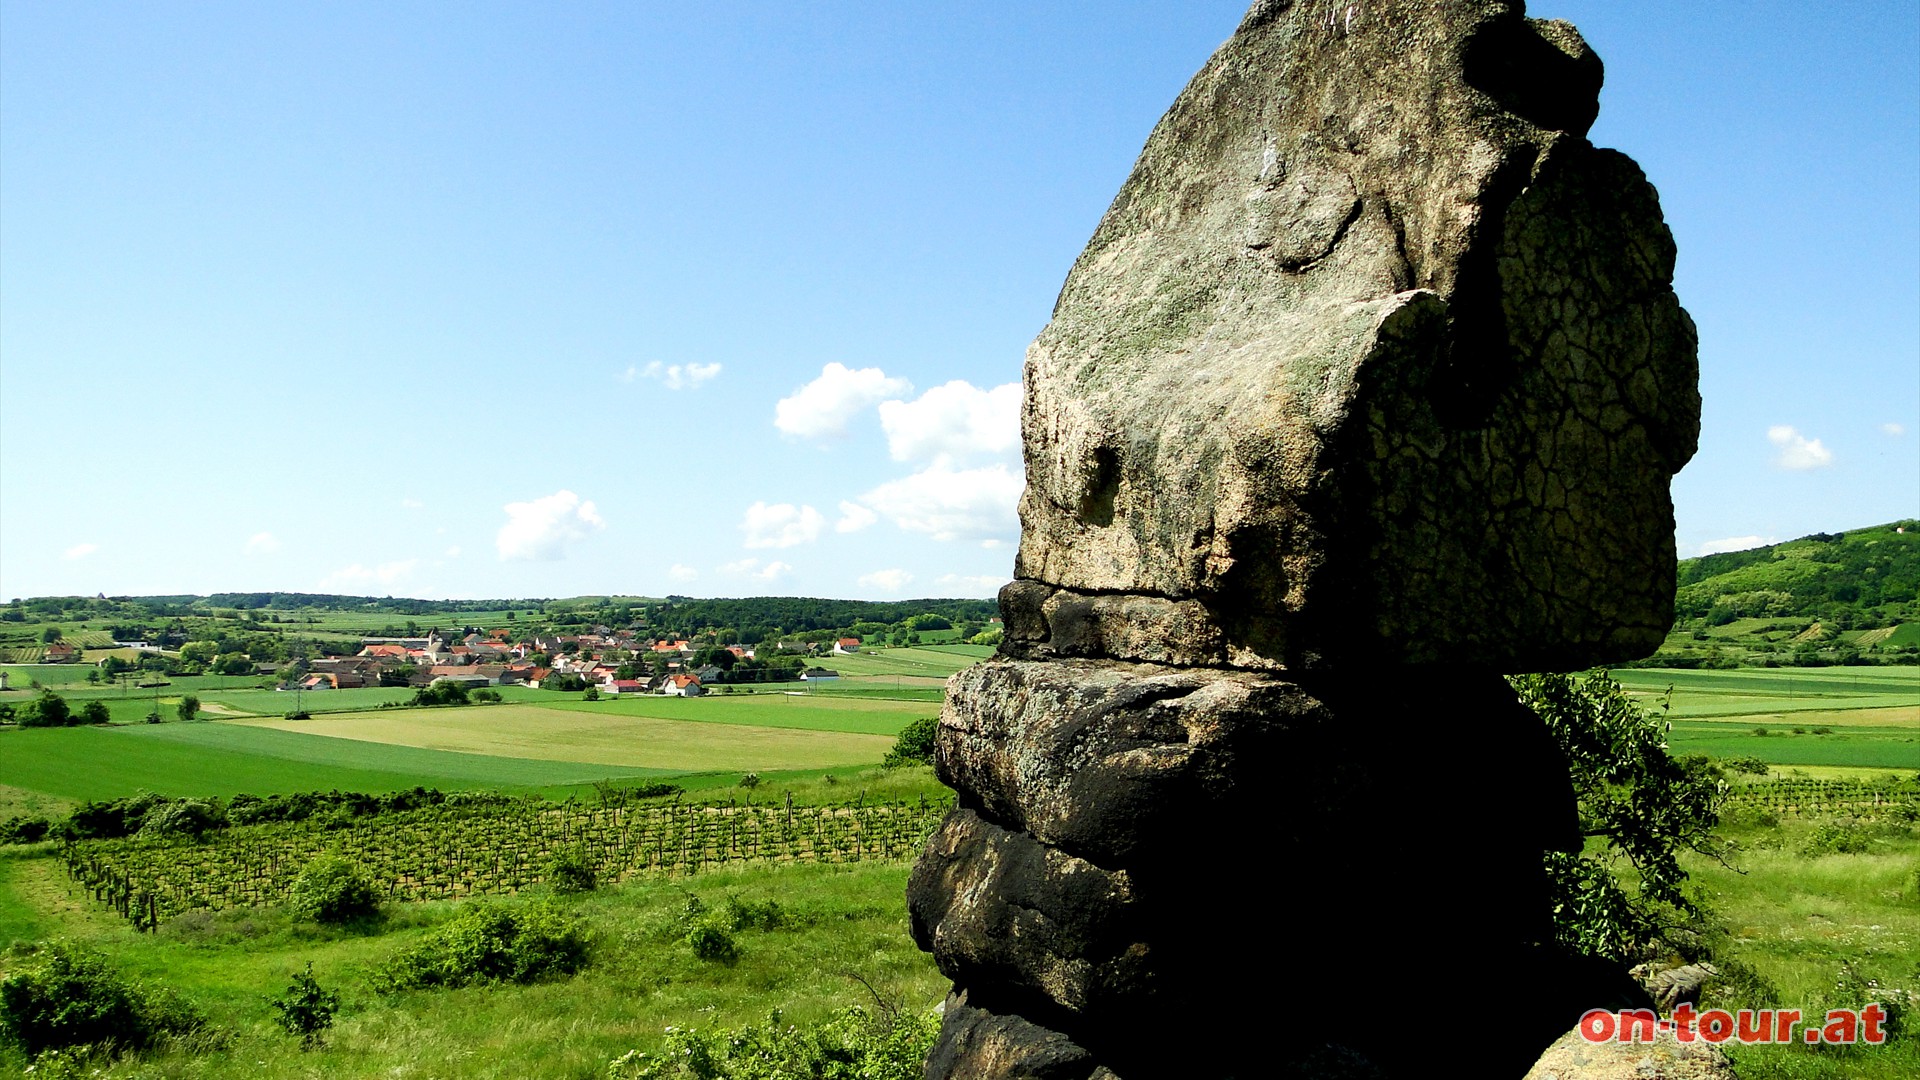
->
[[1801, 821, 1875, 856], [0, 941, 203, 1057], [287, 855, 382, 924], [371, 903, 589, 992], [685, 923, 739, 964], [1510, 671, 1727, 962], [268, 963, 339, 1050], [412, 682, 470, 707], [883, 717, 939, 768], [137, 799, 224, 839], [16, 690, 73, 728], [607, 1004, 939, 1079], [0, 816, 51, 845], [79, 701, 111, 725], [543, 846, 598, 894]]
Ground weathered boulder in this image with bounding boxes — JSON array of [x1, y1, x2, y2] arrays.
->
[[914, 2, 1697, 1076], [1523, 1025, 1736, 1080], [1013, 0, 1698, 672]]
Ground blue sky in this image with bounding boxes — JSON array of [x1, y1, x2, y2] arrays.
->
[[2, 1, 1914, 602]]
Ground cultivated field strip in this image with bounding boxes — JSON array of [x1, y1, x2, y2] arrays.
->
[[63, 794, 952, 929], [1721, 775, 1920, 820]]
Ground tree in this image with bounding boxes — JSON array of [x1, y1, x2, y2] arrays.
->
[[40, 626, 62, 643], [177, 695, 200, 722], [19, 690, 71, 728], [80, 700, 111, 725]]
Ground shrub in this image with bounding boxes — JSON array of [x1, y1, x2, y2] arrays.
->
[[1510, 671, 1727, 962], [685, 923, 739, 964], [137, 799, 224, 839], [738, 772, 761, 789], [0, 941, 203, 1057], [718, 894, 785, 932], [17, 690, 72, 728], [607, 1004, 939, 1079], [1801, 821, 1875, 856], [371, 903, 589, 992], [883, 717, 939, 768], [543, 846, 598, 894], [0, 816, 51, 845], [269, 963, 339, 1050], [79, 701, 111, 725], [287, 855, 382, 924], [412, 682, 470, 707]]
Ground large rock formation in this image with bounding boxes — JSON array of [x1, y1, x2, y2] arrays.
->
[[910, 1, 1699, 1077]]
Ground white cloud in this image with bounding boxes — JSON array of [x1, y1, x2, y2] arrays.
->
[[878, 381, 1020, 463], [858, 569, 914, 593], [774, 363, 912, 440], [496, 490, 606, 561], [630, 360, 722, 390], [244, 532, 280, 555], [668, 564, 699, 583], [400, 497, 425, 509], [1692, 535, 1774, 557], [1768, 425, 1834, 470], [444, 546, 462, 558], [856, 461, 1023, 544], [937, 573, 1008, 596], [740, 501, 824, 549], [835, 501, 878, 533], [319, 559, 420, 590], [720, 558, 792, 582], [63, 543, 99, 561], [1885, 422, 1907, 437]]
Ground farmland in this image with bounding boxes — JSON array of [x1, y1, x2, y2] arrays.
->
[[1613, 666, 1920, 772]]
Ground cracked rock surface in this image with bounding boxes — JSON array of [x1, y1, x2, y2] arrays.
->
[[1014, 0, 1698, 672], [913, 2, 1693, 1077]]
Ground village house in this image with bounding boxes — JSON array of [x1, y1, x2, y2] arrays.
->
[[660, 673, 704, 697], [832, 637, 861, 655]]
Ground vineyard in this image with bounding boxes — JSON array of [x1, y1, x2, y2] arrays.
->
[[63, 792, 952, 930], [1721, 774, 1920, 821]]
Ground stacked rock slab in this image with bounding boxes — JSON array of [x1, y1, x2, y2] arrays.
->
[[908, 2, 1699, 1078]]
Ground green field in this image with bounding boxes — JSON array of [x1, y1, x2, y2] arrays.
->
[[0, 723, 675, 804], [1609, 667, 1920, 770], [234, 704, 896, 772], [1608, 666, 1920, 719], [809, 643, 991, 679]]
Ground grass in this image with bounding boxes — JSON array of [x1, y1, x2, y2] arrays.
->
[[0, 852, 947, 1079], [0, 723, 673, 804], [809, 644, 991, 679], [1609, 667, 1920, 719], [1683, 803, 1920, 1079], [533, 692, 934, 735], [232, 704, 898, 773]]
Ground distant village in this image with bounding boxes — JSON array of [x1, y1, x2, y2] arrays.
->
[[293, 627, 881, 697]]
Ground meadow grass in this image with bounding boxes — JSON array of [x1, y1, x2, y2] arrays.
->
[[534, 692, 933, 735], [0, 723, 672, 804], [809, 644, 990, 679], [1685, 813, 1920, 1079], [232, 704, 897, 773], [1610, 667, 1920, 720], [0, 852, 946, 1079], [1668, 721, 1920, 770]]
